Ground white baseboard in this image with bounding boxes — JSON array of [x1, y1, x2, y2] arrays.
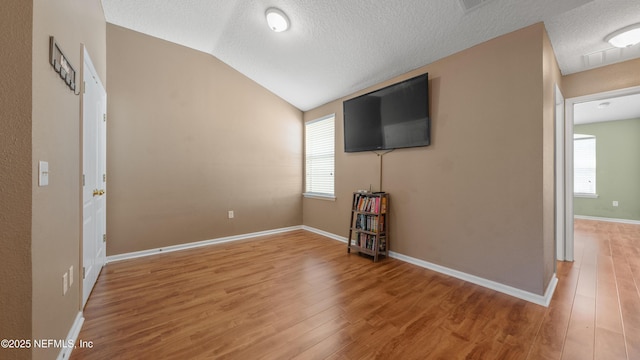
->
[[302, 226, 557, 307], [574, 215, 640, 225], [57, 311, 84, 360], [302, 225, 347, 243], [107, 226, 303, 263], [106, 224, 558, 307], [390, 251, 558, 307]]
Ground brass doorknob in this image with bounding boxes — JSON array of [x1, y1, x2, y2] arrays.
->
[[93, 189, 105, 196]]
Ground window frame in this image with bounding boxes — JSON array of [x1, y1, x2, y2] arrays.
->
[[303, 114, 336, 200], [573, 134, 597, 198]]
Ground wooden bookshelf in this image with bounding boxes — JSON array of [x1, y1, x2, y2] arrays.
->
[[347, 192, 388, 262]]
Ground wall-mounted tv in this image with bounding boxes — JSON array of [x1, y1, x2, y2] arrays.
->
[[343, 73, 430, 153]]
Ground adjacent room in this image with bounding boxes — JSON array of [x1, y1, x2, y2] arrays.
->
[[2, 0, 640, 359]]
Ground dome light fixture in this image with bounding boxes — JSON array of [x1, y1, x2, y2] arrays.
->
[[605, 23, 640, 48], [265, 7, 290, 32]]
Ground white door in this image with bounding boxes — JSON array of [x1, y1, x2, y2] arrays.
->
[[82, 47, 107, 307]]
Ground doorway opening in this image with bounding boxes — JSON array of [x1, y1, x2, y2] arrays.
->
[[563, 85, 640, 262]]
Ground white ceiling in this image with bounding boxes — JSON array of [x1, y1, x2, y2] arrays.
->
[[102, 0, 640, 111], [574, 92, 640, 124]]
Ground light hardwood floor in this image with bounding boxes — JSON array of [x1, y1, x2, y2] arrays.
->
[[71, 219, 640, 359]]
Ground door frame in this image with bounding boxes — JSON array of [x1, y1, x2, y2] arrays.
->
[[555, 84, 566, 261], [563, 84, 640, 262]]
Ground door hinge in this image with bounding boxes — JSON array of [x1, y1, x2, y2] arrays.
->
[[82, 267, 86, 279], [103, 234, 106, 243], [82, 174, 85, 186], [103, 173, 106, 183], [103, 114, 106, 122], [83, 81, 86, 94]]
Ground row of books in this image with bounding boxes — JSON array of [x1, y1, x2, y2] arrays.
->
[[354, 233, 387, 252], [353, 193, 387, 213], [354, 213, 385, 233]]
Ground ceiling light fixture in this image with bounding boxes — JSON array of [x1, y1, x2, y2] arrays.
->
[[605, 23, 640, 48], [265, 8, 289, 32]]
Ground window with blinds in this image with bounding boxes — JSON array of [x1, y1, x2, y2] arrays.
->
[[574, 134, 596, 195], [304, 114, 335, 199]]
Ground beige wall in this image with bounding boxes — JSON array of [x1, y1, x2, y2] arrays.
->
[[563, 58, 640, 99], [0, 2, 33, 359], [106, 25, 303, 255], [304, 23, 554, 295], [31, 0, 106, 359]]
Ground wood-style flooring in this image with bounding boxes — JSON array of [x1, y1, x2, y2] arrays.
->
[[71, 219, 640, 359]]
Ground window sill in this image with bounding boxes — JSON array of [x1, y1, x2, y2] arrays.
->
[[303, 193, 336, 201], [574, 193, 598, 199]]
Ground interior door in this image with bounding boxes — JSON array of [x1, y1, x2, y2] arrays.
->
[[82, 47, 107, 307]]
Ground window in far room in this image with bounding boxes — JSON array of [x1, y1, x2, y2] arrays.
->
[[574, 134, 597, 197], [304, 114, 335, 199]]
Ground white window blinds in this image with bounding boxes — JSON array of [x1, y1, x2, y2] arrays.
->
[[305, 115, 335, 197], [574, 134, 596, 195]]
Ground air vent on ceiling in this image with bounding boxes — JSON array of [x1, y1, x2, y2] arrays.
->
[[582, 47, 622, 68], [459, 0, 495, 12]]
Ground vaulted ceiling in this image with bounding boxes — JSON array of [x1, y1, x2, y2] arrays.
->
[[102, 0, 640, 111]]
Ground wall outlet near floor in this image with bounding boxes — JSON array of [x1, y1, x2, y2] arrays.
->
[[228, 210, 234, 219], [63, 272, 69, 295], [613, 201, 619, 207]]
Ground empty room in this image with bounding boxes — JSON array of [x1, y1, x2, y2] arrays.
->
[[2, 0, 640, 359]]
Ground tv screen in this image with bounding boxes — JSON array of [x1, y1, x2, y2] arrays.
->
[[343, 73, 430, 153]]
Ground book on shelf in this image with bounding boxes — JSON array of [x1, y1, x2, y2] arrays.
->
[[357, 233, 377, 250], [379, 236, 386, 251], [353, 193, 386, 214], [354, 213, 386, 232]]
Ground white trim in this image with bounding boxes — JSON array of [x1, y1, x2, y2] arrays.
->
[[56, 311, 84, 360], [555, 83, 566, 262], [574, 193, 598, 198], [574, 215, 640, 225], [302, 225, 347, 243], [389, 251, 557, 307], [107, 225, 560, 307], [302, 226, 558, 307], [106, 226, 303, 263], [565, 99, 575, 261], [302, 193, 336, 201]]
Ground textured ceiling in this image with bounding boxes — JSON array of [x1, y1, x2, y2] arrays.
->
[[102, 0, 640, 111]]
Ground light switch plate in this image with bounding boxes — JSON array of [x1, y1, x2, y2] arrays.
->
[[63, 272, 68, 295], [39, 161, 49, 186]]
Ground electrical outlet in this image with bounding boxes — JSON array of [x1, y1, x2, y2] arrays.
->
[[63, 272, 69, 295], [69, 266, 74, 287], [228, 210, 234, 219], [613, 201, 619, 207]]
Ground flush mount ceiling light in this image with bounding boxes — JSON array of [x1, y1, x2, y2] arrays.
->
[[265, 7, 289, 32], [605, 23, 640, 48]]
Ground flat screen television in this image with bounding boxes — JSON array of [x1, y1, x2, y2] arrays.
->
[[343, 73, 430, 153]]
